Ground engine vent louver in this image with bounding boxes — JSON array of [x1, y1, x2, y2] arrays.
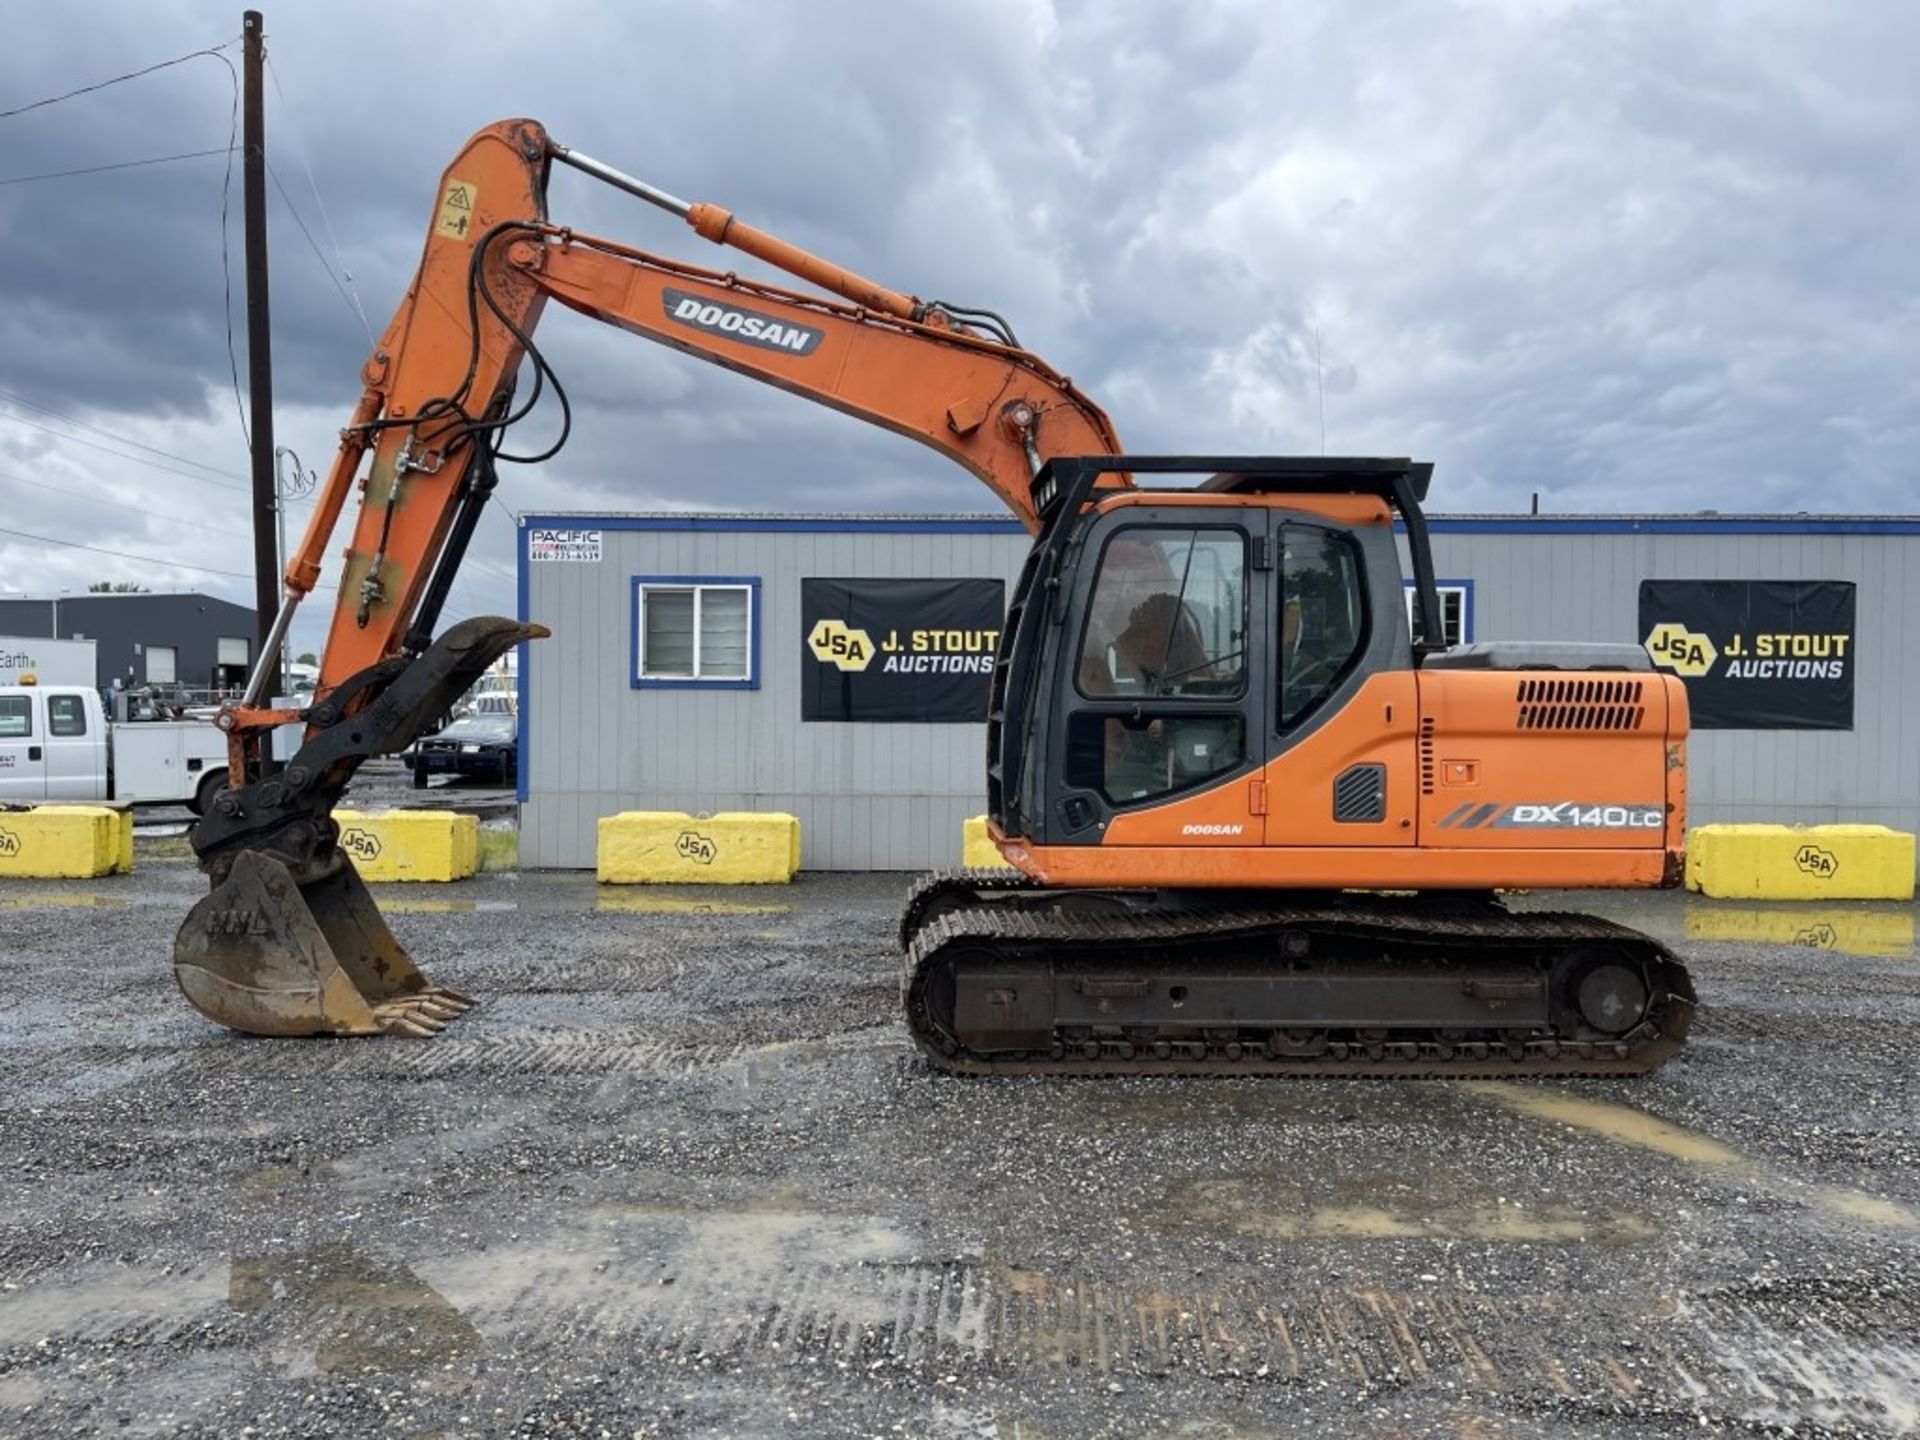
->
[[1418, 717, 1436, 795], [1515, 677, 1647, 732]]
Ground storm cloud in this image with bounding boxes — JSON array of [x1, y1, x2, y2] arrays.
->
[[2, 0, 1915, 656]]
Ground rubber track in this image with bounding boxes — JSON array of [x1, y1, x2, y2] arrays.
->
[[902, 898, 1695, 1078]]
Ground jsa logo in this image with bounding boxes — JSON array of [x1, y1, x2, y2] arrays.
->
[[807, 619, 876, 672], [1644, 622, 1718, 677]]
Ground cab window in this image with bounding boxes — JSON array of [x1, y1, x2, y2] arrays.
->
[[48, 695, 88, 737], [1278, 524, 1367, 728], [0, 695, 31, 739], [1077, 528, 1247, 699]]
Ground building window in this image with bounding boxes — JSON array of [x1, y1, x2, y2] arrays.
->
[[1403, 580, 1472, 648], [216, 637, 251, 667], [632, 577, 760, 689], [145, 645, 177, 684], [48, 695, 87, 737]]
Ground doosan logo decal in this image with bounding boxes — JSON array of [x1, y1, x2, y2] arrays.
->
[[1181, 823, 1244, 836], [662, 288, 824, 355]]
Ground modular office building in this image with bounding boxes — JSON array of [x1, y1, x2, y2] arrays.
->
[[517, 510, 1918, 872]]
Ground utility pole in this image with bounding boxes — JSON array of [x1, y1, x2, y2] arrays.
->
[[242, 10, 279, 725]]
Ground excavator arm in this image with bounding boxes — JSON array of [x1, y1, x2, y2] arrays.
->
[[172, 117, 1125, 1038]]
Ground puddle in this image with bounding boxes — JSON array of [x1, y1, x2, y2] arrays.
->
[[1175, 1177, 1658, 1246], [376, 897, 520, 914], [232, 1245, 480, 1374], [1684, 903, 1915, 960], [594, 894, 791, 915], [1461, 1082, 1919, 1232], [0, 893, 128, 910]]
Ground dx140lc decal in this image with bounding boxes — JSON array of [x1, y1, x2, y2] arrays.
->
[[1438, 802, 1664, 831]]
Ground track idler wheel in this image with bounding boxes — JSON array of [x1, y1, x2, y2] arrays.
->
[[173, 850, 471, 1038]]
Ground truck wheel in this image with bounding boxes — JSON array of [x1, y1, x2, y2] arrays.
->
[[191, 769, 229, 818]]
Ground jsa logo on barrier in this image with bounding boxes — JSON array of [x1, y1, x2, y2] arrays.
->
[[676, 831, 717, 864], [340, 828, 383, 862], [1794, 844, 1839, 878], [0, 827, 20, 858], [663, 288, 824, 356]]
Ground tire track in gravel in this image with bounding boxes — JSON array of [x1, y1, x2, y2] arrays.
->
[[7, 1237, 1916, 1437]]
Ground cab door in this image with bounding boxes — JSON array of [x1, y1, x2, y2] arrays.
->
[[1047, 508, 1270, 848], [1261, 515, 1419, 847], [0, 691, 48, 801], [42, 690, 106, 801]]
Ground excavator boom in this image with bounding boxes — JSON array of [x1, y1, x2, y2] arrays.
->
[[174, 118, 1124, 1037]]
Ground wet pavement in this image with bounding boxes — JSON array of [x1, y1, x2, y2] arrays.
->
[[0, 863, 1915, 1437]]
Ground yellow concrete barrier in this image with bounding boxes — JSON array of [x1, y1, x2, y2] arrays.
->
[[1686, 823, 1915, 902], [962, 815, 1014, 870], [332, 808, 478, 883], [0, 806, 124, 879], [597, 811, 801, 884]]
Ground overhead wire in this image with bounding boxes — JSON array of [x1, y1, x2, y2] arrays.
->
[[0, 39, 238, 121], [0, 146, 237, 187], [210, 46, 247, 450], [265, 161, 372, 341], [0, 387, 248, 481], [1, 465, 254, 541], [264, 54, 375, 345], [0, 409, 248, 491]]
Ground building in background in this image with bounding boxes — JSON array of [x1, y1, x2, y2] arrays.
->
[[0, 592, 257, 695], [518, 511, 1919, 872]]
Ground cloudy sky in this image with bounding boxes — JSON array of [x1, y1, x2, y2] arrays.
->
[[1, 0, 1914, 658]]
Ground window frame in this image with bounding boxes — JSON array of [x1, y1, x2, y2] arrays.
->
[[0, 693, 33, 740], [47, 694, 88, 737], [630, 575, 762, 691], [1277, 521, 1373, 734], [1071, 522, 1252, 704], [1401, 578, 1474, 648]]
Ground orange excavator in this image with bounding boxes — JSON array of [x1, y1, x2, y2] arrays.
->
[[174, 119, 1695, 1075]]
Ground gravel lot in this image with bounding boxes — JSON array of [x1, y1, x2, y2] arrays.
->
[[1, 858, 1915, 1438]]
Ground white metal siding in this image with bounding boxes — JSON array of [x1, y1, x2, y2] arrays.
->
[[522, 520, 1028, 870], [1426, 526, 1919, 841], [526, 514, 1919, 871]]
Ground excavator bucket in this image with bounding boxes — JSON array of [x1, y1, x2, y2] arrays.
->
[[174, 851, 472, 1037], [172, 616, 541, 1038]]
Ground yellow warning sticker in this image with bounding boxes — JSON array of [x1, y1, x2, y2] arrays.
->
[[434, 178, 479, 240]]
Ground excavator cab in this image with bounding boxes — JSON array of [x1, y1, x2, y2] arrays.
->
[[990, 457, 1438, 858]]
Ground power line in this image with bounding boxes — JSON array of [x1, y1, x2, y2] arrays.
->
[[0, 146, 237, 187], [266, 160, 370, 340], [265, 55, 374, 345], [0, 521, 252, 579], [212, 47, 247, 450], [0, 39, 237, 122], [0, 409, 248, 491], [1, 465, 253, 541], [0, 386, 248, 481]]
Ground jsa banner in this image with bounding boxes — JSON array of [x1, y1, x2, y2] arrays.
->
[[1639, 579, 1856, 730], [801, 578, 1005, 723]]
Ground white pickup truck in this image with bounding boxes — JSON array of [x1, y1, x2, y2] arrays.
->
[[0, 683, 231, 814]]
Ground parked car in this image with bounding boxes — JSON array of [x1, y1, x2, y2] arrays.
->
[[404, 711, 517, 788]]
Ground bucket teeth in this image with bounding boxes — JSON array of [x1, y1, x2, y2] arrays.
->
[[173, 850, 476, 1039]]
